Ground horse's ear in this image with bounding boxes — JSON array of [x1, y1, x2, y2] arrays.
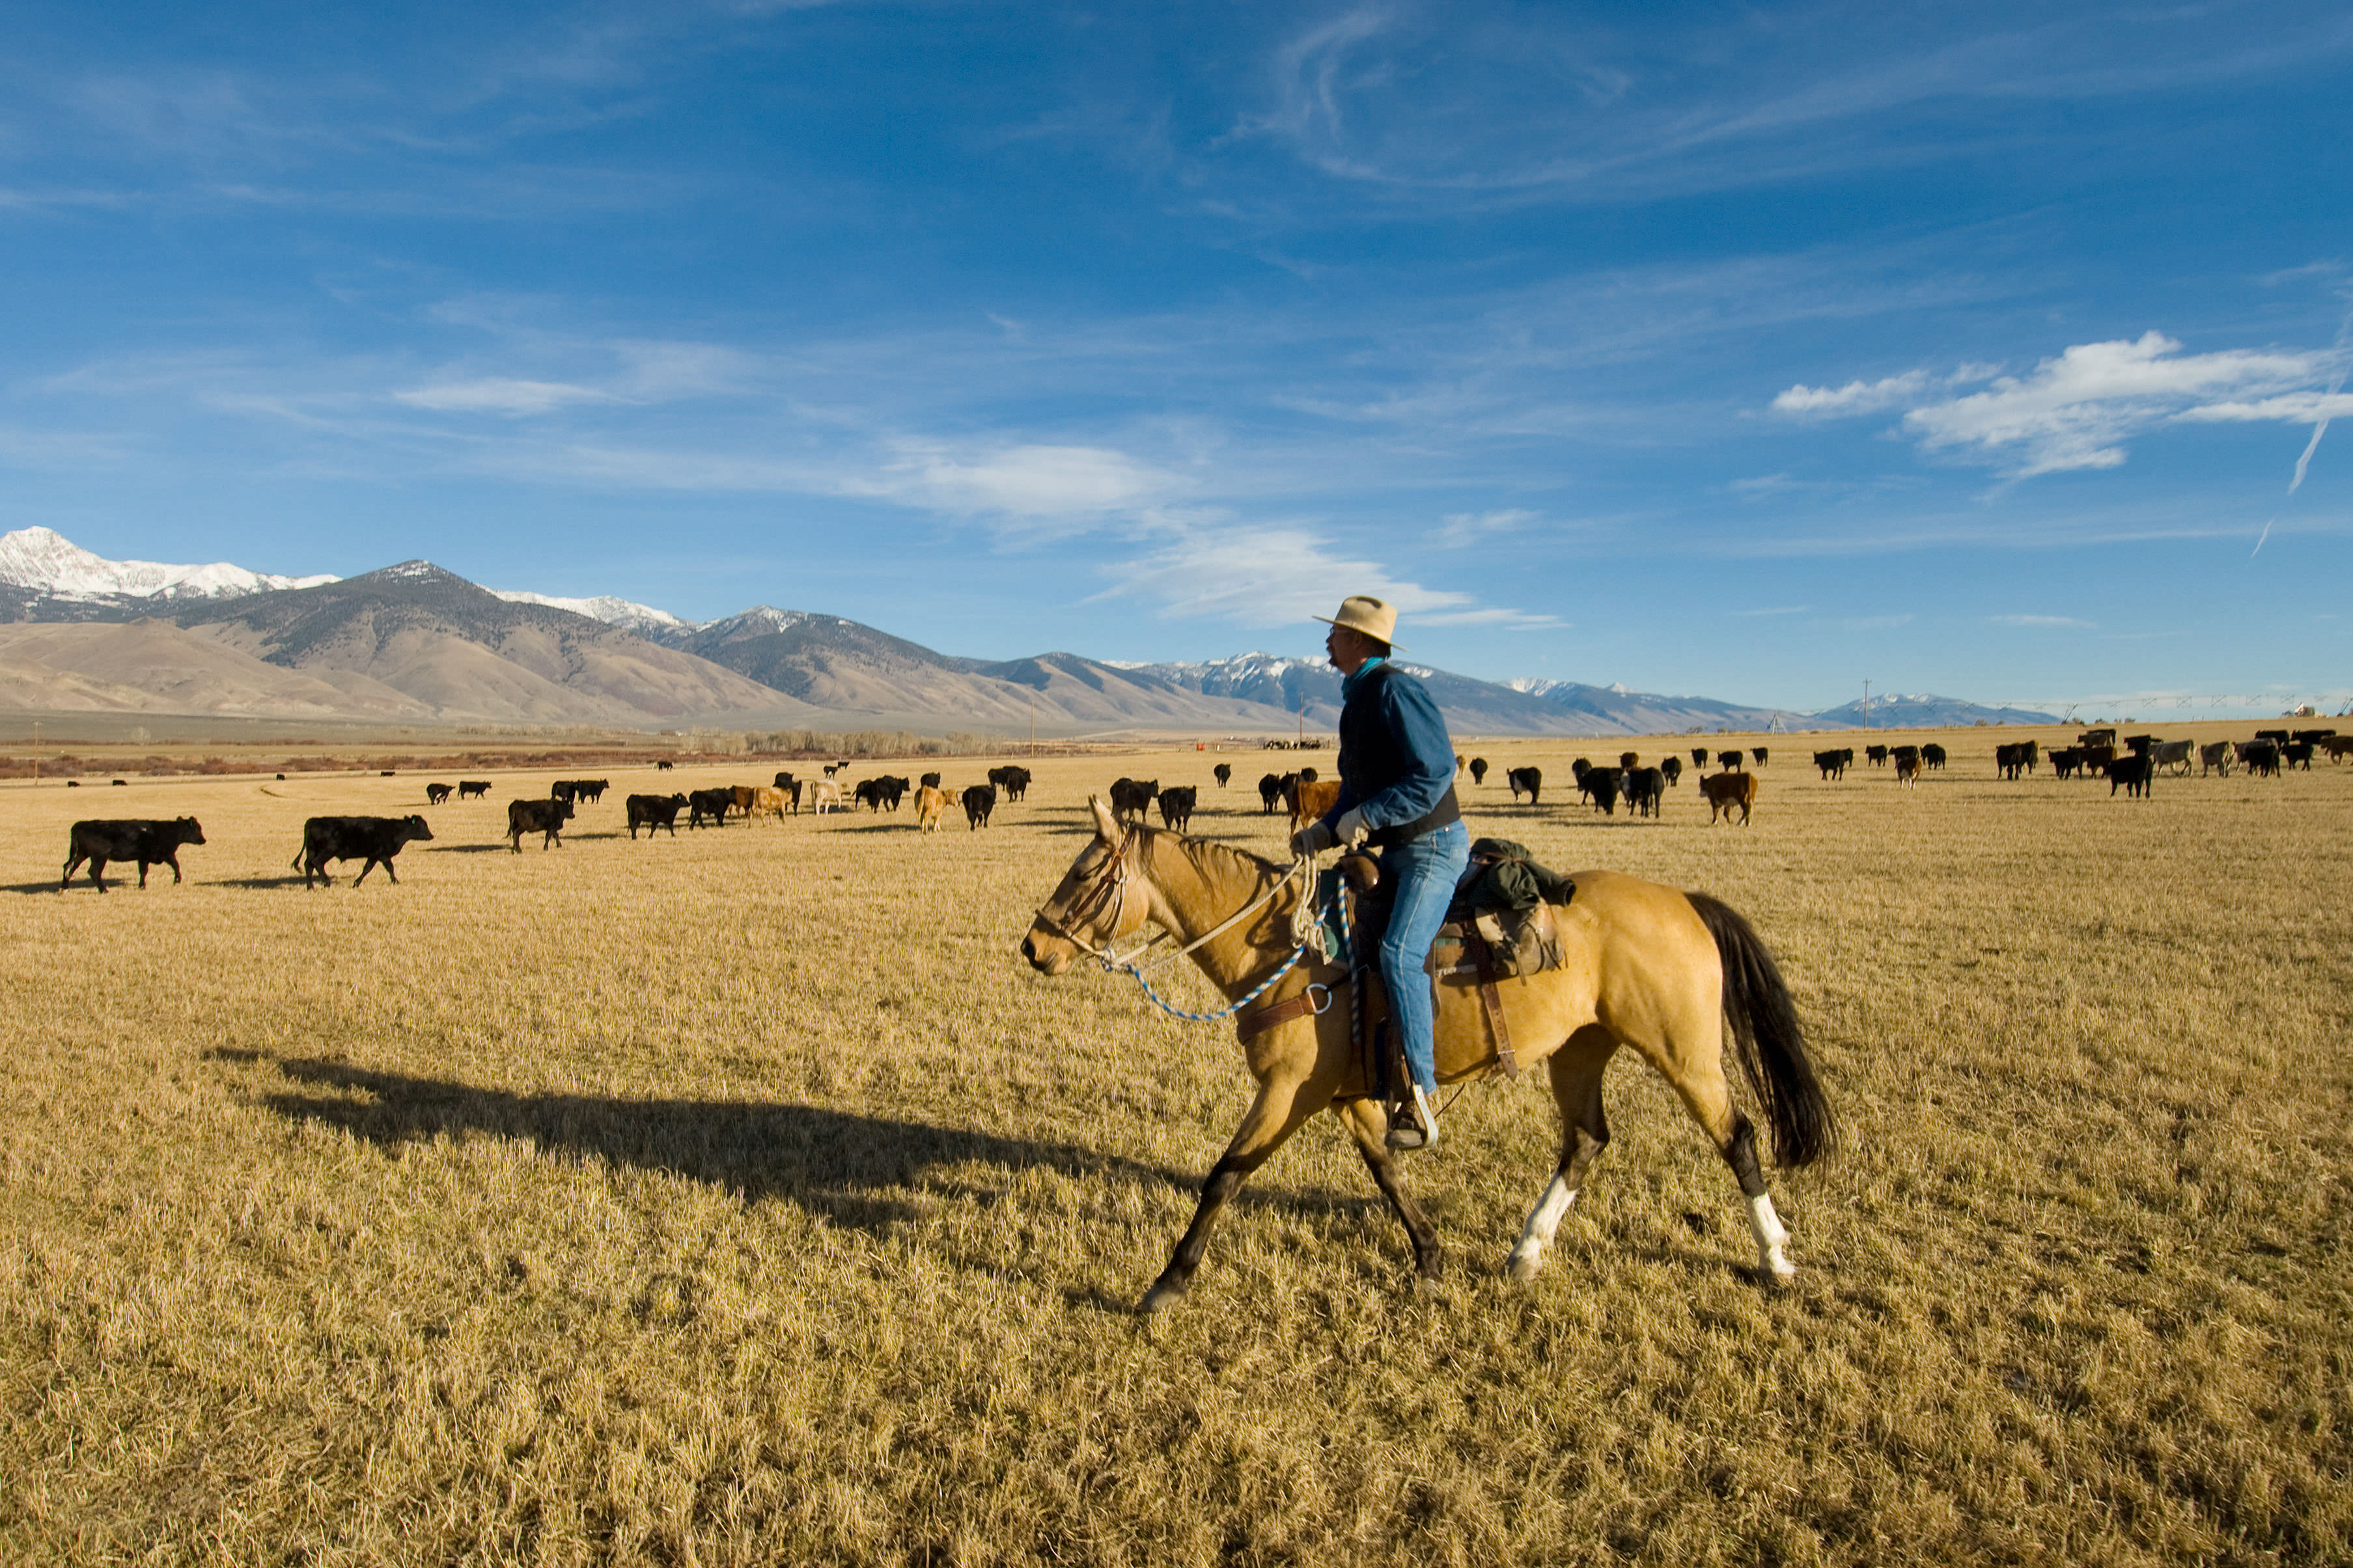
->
[[1089, 795, 1120, 839]]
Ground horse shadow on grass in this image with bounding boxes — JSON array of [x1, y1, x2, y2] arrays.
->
[[256, 1056, 1382, 1257]]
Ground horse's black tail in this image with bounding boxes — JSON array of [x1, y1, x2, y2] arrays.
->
[[1686, 891, 1838, 1168]]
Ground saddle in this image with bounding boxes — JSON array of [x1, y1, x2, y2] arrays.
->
[[1311, 839, 1576, 1099]]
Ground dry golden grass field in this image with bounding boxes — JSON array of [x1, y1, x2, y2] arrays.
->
[[3, 728, 2348, 1565]]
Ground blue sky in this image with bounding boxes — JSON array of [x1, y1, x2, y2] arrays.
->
[[4, 1, 2348, 714]]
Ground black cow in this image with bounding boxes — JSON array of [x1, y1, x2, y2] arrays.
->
[[881, 776, 911, 810], [775, 771, 799, 792], [2049, 747, 2085, 780], [578, 779, 609, 804], [1212, 763, 1232, 788], [1921, 743, 1947, 770], [457, 780, 491, 800], [1258, 772, 1285, 813], [2238, 740, 2281, 778], [1506, 766, 1542, 805], [854, 778, 888, 811], [656, 760, 675, 771], [1866, 745, 1889, 767], [918, 771, 941, 789], [1296, 767, 1318, 782], [1109, 777, 1159, 823], [2108, 754, 2154, 799], [1156, 786, 1198, 832], [962, 783, 997, 829], [1468, 757, 1489, 786], [292, 816, 433, 888], [509, 797, 575, 851], [1691, 747, 1710, 767], [2282, 741, 2315, 771], [1660, 755, 1683, 788], [986, 765, 1033, 802], [61, 818, 205, 892], [626, 793, 687, 838], [425, 783, 454, 805], [1580, 766, 1623, 816], [1815, 749, 1848, 780], [2123, 734, 2156, 757], [687, 788, 734, 828], [1717, 749, 1745, 771], [2254, 729, 2290, 747], [1996, 742, 2030, 780], [551, 780, 583, 804], [1751, 747, 1769, 767], [1625, 767, 1664, 818]]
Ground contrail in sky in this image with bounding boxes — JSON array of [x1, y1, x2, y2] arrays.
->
[[2290, 416, 2330, 492], [2293, 297, 2353, 493], [2251, 517, 2272, 556]]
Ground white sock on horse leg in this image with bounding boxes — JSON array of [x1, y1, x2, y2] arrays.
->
[[1747, 1193, 1795, 1278], [1507, 1172, 1578, 1279]]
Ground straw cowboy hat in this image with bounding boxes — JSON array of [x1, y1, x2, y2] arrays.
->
[[1314, 594, 1404, 652]]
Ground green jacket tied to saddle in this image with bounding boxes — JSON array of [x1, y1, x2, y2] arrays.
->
[[1320, 836, 1575, 982]]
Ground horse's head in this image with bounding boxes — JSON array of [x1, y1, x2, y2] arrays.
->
[[1022, 797, 1145, 975]]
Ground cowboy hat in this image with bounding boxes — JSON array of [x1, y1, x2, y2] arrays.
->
[[1313, 594, 1404, 651]]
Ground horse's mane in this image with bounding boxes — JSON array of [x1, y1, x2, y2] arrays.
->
[[1134, 824, 1287, 886]]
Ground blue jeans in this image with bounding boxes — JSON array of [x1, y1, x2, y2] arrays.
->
[[1374, 818, 1469, 1095]]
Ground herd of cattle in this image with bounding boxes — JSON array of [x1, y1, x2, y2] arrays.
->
[[50, 726, 2350, 887]]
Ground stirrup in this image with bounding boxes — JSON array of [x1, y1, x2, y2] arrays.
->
[[1385, 1084, 1438, 1151]]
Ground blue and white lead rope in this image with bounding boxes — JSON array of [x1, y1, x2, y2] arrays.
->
[[1112, 941, 1309, 1025]]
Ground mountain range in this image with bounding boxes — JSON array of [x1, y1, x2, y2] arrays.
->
[[0, 529, 2055, 734]]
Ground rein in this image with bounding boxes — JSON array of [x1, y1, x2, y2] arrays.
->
[[1033, 824, 1325, 1026]]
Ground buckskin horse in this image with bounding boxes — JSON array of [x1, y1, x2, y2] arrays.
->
[[1022, 798, 1837, 1312]]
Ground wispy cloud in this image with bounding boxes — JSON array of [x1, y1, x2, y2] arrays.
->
[[1783, 331, 2348, 479], [1435, 507, 1535, 545], [856, 443, 1176, 522], [393, 378, 620, 415], [1096, 523, 1550, 631], [1990, 613, 2094, 627], [1771, 370, 1937, 417]]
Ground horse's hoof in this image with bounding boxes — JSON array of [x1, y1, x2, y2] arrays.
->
[[1506, 1250, 1542, 1284], [1137, 1281, 1185, 1314]]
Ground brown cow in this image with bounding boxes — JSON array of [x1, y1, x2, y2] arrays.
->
[[1619, 750, 1639, 771], [1287, 777, 1342, 832], [915, 783, 953, 832], [1700, 771, 1758, 825]]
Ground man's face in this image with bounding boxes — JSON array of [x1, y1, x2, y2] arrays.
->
[[1325, 624, 1372, 673]]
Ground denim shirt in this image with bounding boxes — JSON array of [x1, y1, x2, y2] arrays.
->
[[1323, 657, 1458, 833]]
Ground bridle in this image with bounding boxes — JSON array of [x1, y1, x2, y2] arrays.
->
[[1031, 822, 1324, 1017], [1030, 823, 1148, 966]]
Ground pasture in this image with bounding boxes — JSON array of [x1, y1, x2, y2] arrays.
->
[[3, 732, 2348, 1564]]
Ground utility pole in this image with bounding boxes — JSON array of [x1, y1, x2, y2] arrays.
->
[[31, 719, 37, 784], [1862, 680, 1871, 732], [1027, 688, 1035, 758]]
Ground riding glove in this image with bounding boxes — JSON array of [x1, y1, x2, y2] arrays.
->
[[1333, 807, 1368, 847], [1288, 821, 1336, 858]]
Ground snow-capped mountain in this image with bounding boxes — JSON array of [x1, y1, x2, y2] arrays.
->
[[489, 588, 693, 639], [0, 526, 337, 602]]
